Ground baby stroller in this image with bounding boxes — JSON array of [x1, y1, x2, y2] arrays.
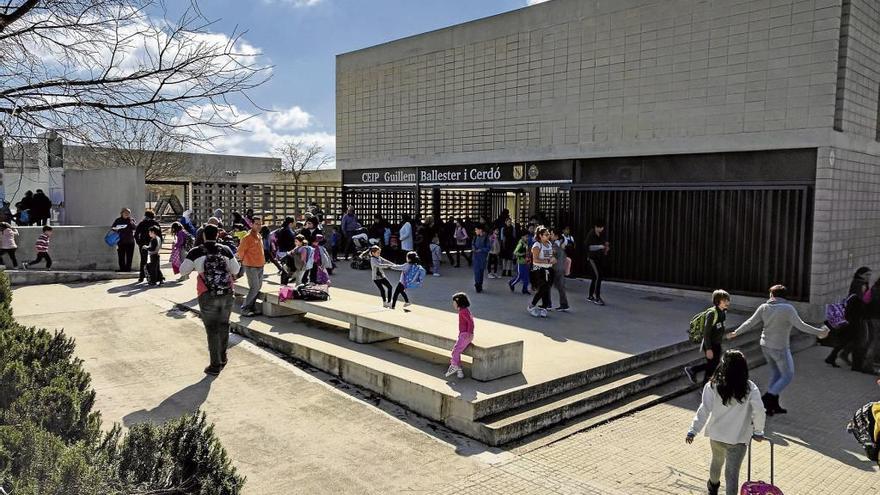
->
[[350, 236, 377, 270]]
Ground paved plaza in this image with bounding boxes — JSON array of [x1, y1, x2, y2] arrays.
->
[[10, 259, 879, 494]]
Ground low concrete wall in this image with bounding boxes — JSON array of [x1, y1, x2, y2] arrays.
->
[[13, 226, 120, 271]]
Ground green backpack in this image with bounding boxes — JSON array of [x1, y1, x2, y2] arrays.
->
[[688, 307, 719, 344]]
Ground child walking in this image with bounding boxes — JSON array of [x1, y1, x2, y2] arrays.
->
[[145, 226, 165, 285], [169, 222, 188, 275], [686, 350, 766, 495], [685, 290, 730, 385], [392, 251, 426, 309], [487, 227, 501, 279], [368, 245, 399, 308], [445, 292, 473, 379], [0, 222, 19, 268], [429, 236, 442, 277], [508, 231, 530, 294], [22, 225, 52, 270]]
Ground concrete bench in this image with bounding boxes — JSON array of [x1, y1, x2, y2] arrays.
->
[[234, 284, 523, 381]]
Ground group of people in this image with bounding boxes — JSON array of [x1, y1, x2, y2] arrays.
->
[[682, 269, 880, 494], [7, 189, 53, 226], [338, 207, 611, 317]]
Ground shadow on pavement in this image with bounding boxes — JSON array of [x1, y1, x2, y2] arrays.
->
[[122, 375, 216, 426]]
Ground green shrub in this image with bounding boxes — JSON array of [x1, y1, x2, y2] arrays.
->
[[0, 271, 245, 494]]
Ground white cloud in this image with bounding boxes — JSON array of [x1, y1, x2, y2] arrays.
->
[[177, 104, 335, 163], [527, 0, 551, 5]]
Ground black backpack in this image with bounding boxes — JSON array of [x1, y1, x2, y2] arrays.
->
[[848, 402, 879, 463], [202, 250, 232, 295], [294, 283, 329, 301]]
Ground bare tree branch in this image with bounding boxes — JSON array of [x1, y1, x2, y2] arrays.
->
[[0, 0, 271, 147]]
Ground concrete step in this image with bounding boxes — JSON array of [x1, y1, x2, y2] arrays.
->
[[477, 333, 816, 446], [471, 338, 698, 420]]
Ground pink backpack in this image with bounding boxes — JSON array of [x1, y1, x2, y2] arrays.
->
[[741, 439, 783, 495]]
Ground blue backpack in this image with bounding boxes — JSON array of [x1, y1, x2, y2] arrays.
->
[[105, 230, 120, 247], [402, 264, 426, 289]]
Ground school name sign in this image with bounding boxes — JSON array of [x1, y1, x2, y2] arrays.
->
[[343, 161, 572, 187]]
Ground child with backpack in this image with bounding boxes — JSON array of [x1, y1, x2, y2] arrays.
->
[[282, 235, 311, 286], [686, 350, 766, 495], [508, 230, 531, 294], [685, 290, 730, 385], [392, 251, 426, 309], [368, 245, 400, 308], [445, 292, 474, 379], [429, 235, 442, 277]]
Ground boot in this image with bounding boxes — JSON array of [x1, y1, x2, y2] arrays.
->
[[770, 393, 787, 415], [761, 393, 774, 416], [707, 480, 720, 495]]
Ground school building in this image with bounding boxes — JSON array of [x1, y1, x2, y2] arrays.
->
[[335, 0, 880, 306]]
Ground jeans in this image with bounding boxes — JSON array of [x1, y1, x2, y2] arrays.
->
[[762, 346, 794, 395], [450, 332, 473, 367], [198, 292, 233, 368], [432, 258, 440, 275], [243, 266, 264, 311], [147, 254, 164, 284], [709, 440, 747, 495], [473, 254, 487, 288]]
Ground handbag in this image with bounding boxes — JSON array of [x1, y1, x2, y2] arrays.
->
[[105, 230, 120, 247]]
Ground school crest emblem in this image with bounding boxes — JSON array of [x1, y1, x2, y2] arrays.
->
[[527, 164, 539, 180], [513, 165, 524, 180]]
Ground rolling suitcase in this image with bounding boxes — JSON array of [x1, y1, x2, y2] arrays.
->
[[741, 438, 783, 494]]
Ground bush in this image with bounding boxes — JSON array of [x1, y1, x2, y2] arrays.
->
[[0, 271, 245, 494]]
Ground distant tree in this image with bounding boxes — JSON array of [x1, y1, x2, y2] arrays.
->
[[272, 139, 332, 213], [0, 0, 271, 148]]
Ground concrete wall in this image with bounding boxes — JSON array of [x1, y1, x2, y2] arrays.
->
[[63, 167, 145, 226], [834, 0, 880, 137], [337, 0, 843, 169], [810, 142, 880, 304], [13, 226, 119, 271]]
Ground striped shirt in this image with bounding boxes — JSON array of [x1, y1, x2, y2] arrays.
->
[[35, 233, 50, 253]]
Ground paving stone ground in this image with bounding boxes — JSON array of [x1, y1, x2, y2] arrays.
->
[[432, 345, 880, 495], [11, 275, 880, 494]]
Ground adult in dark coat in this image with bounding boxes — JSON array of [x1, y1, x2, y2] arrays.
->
[[14, 190, 34, 226], [499, 216, 517, 277], [135, 210, 161, 282], [111, 208, 137, 272], [416, 216, 435, 273], [32, 189, 52, 226], [826, 267, 871, 370], [274, 217, 298, 285]]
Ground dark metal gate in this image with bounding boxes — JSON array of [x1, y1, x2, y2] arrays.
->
[[570, 186, 813, 300]]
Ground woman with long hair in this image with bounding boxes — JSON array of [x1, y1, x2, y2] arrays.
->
[[687, 350, 766, 495], [826, 266, 872, 369]]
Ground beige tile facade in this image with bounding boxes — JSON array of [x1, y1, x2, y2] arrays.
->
[[337, 0, 880, 305]]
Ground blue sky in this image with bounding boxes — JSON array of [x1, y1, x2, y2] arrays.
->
[[177, 0, 547, 158]]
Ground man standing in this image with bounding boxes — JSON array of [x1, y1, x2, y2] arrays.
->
[[728, 284, 830, 415], [236, 216, 264, 317], [585, 218, 610, 305], [471, 225, 490, 293], [135, 210, 160, 283], [180, 225, 241, 376]]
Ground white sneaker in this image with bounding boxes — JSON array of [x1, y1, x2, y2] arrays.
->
[[456, 368, 464, 378], [403, 302, 412, 308], [382, 301, 390, 308], [527, 305, 540, 317], [20, 263, 27, 270], [539, 308, 548, 318], [433, 273, 441, 277], [445, 365, 459, 377]]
